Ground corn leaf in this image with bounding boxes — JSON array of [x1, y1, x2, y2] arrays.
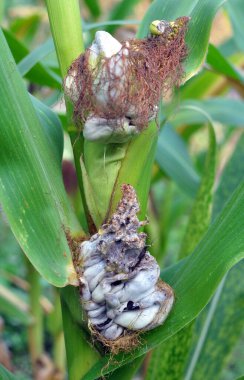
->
[[31, 95, 63, 164], [225, 0, 244, 52], [0, 284, 32, 325], [105, 0, 141, 34], [0, 365, 17, 380], [0, 30, 81, 287], [207, 44, 244, 83], [156, 123, 200, 197], [169, 98, 244, 127], [145, 123, 216, 380], [184, 133, 244, 380], [10, 14, 41, 46], [180, 124, 216, 257], [83, 0, 101, 19], [2, 29, 61, 88], [17, 38, 56, 77]]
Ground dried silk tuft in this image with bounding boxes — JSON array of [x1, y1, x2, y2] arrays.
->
[[77, 185, 174, 344]]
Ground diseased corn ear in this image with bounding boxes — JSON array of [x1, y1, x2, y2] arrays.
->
[[63, 17, 189, 144], [76, 184, 174, 350]]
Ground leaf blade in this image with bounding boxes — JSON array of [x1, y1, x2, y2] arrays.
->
[[156, 123, 200, 197], [0, 29, 80, 287]]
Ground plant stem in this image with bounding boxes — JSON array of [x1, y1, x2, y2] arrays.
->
[[45, 1, 99, 377], [51, 290, 66, 375], [45, 0, 90, 230], [45, 0, 84, 78], [26, 260, 43, 371]]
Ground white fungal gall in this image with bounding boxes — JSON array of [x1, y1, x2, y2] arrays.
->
[[64, 31, 124, 105], [63, 69, 80, 103], [78, 184, 174, 342], [83, 116, 139, 144], [90, 31, 122, 59]]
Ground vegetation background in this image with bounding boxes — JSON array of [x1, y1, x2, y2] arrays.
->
[[0, 0, 243, 379]]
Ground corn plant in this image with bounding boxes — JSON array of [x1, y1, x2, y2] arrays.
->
[[0, 0, 244, 379]]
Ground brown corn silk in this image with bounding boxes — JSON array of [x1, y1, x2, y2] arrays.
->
[[67, 16, 189, 129]]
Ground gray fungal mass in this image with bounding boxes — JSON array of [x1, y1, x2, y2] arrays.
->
[[78, 184, 174, 340]]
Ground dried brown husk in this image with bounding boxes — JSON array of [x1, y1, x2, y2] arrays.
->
[[66, 16, 189, 130], [89, 322, 141, 354]]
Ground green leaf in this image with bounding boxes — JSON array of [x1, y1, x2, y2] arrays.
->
[[180, 124, 216, 257], [146, 124, 216, 380], [207, 43, 244, 83], [31, 95, 64, 164], [83, 20, 140, 31], [145, 327, 193, 380], [17, 38, 56, 77], [169, 98, 244, 127], [83, 181, 244, 379], [156, 123, 200, 197], [83, 0, 101, 19], [0, 29, 81, 287], [10, 14, 41, 46], [105, 0, 141, 34], [180, 51, 244, 102], [184, 133, 244, 380], [179, 69, 223, 101], [2, 28, 61, 88], [225, 0, 244, 52], [0, 284, 32, 325], [213, 133, 244, 217], [107, 357, 144, 380], [187, 263, 244, 380], [0, 365, 17, 380]]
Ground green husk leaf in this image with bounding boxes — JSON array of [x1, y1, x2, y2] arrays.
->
[[83, 141, 128, 226], [108, 122, 158, 221], [61, 286, 100, 380]]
